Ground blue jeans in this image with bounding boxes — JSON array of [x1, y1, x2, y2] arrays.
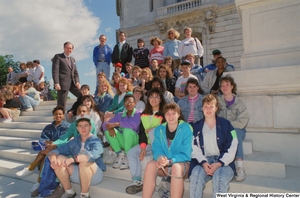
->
[[235, 128, 246, 159], [18, 95, 40, 109], [127, 144, 152, 181], [189, 156, 234, 198], [96, 62, 110, 81]]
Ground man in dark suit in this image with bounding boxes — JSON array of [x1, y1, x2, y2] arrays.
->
[[112, 31, 133, 74], [52, 41, 82, 110]]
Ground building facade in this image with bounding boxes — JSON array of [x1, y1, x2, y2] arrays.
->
[[116, 0, 243, 68], [116, 0, 300, 167]]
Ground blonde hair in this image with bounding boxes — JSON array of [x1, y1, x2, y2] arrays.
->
[[167, 28, 180, 39], [98, 79, 115, 97], [141, 67, 153, 81]]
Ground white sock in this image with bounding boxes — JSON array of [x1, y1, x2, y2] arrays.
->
[[66, 188, 75, 195], [81, 192, 89, 197], [236, 160, 243, 168]]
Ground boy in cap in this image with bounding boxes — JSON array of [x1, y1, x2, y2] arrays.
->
[[198, 49, 234, 79], [115, 62, 125, 77], [174, 60, 198, 101]]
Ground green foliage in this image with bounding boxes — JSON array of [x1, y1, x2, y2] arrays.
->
[[0, 55, 20, 86], [44, 76, 58, 101]]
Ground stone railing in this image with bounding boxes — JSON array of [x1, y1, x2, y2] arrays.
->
[[157, 0, 202, 16]]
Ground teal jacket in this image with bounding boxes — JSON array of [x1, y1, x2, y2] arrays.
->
[[152, 120, 193, 163], [107, 91, 132, 114], [53, 119, 96, 147]]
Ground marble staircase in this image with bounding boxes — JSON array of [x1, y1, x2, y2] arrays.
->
[[0, 100, 299, 198]]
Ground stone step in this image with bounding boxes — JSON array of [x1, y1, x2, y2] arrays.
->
[[244, 151, 286, 178], [34, 104, 72, 111], [0, 144, 284, 180], [38, 99, 76, 106], [0, 128, 42, 139], [0, 146, 37, 163], [0, 158, 299, 195], [0, 136, 36, 150], [0, 158, 191, 197], [243, 139, 253, 155], [0, 122, 48, 130], [21, 110, 53, 116], [13, 116, 53, 122]]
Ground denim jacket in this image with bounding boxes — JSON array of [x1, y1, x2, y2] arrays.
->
[[94, 92, 113, 113], [39, 120, 70, 142], [177, 94, 204, 123], [50, 134, 106, 171]]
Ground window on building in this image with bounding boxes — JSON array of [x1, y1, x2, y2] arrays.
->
[[150, 0, 153, 12]]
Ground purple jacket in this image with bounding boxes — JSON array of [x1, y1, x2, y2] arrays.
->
[[103, 108, 141, 134]]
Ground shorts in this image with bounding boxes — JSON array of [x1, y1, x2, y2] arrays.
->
[[70, 164, 103, 185], [7, 108, 20, 118], [166, 162, 188, 177]]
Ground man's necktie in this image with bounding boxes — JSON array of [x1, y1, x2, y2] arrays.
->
[[67, 57, 72, 69]]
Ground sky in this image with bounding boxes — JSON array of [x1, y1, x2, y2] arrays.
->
[[0, 0, 120, 95]]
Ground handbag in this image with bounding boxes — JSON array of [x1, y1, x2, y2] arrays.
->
[[155, 164, 185, 198], [157, 177, 171, 198]]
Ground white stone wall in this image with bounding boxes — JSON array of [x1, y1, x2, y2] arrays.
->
[[207, 4, 243, 69], [119, 1, 244, 69]]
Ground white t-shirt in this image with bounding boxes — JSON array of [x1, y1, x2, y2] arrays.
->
[[175, 74, 198, 92], [178, 37, 204, 58], [33, 65, 45, 84], [135, 101, 145, 112], [27, 68, 36, 82], [203, 123, 220, 156]]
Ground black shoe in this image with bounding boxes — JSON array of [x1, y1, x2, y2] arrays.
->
[[125, 180, 143, 194]]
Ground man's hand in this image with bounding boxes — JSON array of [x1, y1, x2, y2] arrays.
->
[[139, 149, 147, 161], [207, 162, 222, 175], [107, 128, 116, 137], [63, 158, 74, 167], [156, 156, 169, 168], [49, 154, 59, 169], [55, 84, 61, 90], [44, 144, 57, 155], [202, 162, 211, 175], [75, 82, 81, 89]]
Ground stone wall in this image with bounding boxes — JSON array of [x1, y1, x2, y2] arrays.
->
[[207, 3, 243, 69], [119, 1, 243, 69]]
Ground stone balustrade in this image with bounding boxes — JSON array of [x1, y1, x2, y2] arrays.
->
[[157, 0, 202, 16]]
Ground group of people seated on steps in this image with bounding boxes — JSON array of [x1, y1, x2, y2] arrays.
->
[[14, 75, 249, 198], [8, 27, 249, 198], [0, 59, 53, 123]]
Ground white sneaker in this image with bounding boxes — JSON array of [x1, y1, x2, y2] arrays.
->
[[113, 152, 124, 169], [23, 107, 33, 111], [30, 182, 40, 192], [2, 117, 13, 123], [105, 151, 117, 164], [16, 167, 33, 177], [120, 155, 129, 170], [235, 167, 246, 182]]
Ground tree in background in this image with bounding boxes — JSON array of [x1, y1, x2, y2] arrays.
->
[[0, 55, 20, 86]]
